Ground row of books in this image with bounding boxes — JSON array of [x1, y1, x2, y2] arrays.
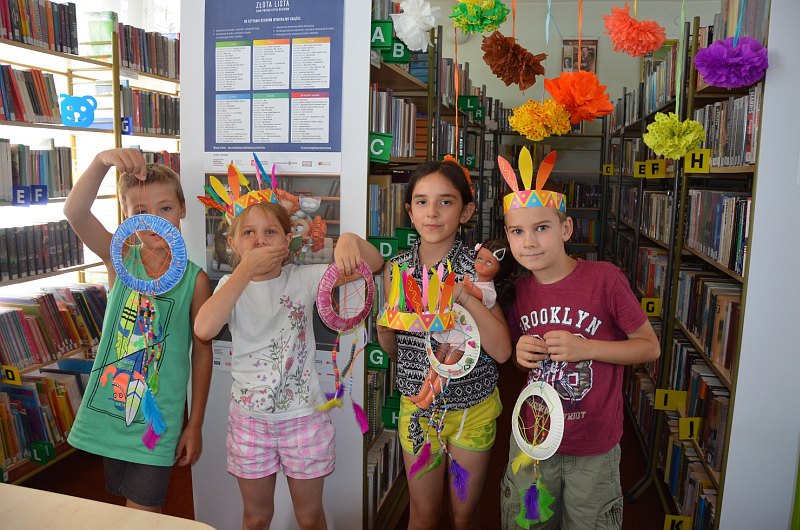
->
[[639, 190, 673, 244], [636, 246, 668, 298], [369, 85, 418, 159], [83, 11, 180, 80], [0, 138, 72, 201], [0, 0, 78, 54], [622, 365, 656, 443], [608, 137, 643, 176], [0, 358, 92, 467], [570, 217, 599, 245], [0, 284, 105, 369], [366, 429, 402, 529], [640, 41, 678, 118], [367, 174, 409, 238], [0, 63, 60, 124], [0, 220, 84, 281], [141, 149, 179, 173], [692, 84, 763, 168], [685, 189, 751, 276], [609, 87, 640, 132], [365, 369, 389, 444], [556, 180, 602, 209], [659, 414, 718, 522], [120, 83, 180, 136], [676, 269, 741, 374]]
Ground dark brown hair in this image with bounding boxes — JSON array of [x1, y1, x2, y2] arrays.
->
[[405, 159, 474, 207]]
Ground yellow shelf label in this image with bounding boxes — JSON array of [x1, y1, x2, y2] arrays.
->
[[635, 159, 667, 178], [641, 297, 662, 317], [679, 417, 702, 440], [684, 148, 711, 173], [654, 389, 687, 411], [1, 365, 22, 386], [664, 515, 692, 530], [602, 164, 615, 176]]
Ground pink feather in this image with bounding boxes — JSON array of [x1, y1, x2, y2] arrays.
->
[[409, 442, 432, 479], [450, 458, 470, 502], [352, 401, 369, 435], [142, 425, 160, 450]]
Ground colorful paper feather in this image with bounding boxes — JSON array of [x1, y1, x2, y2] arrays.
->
[[124, 375, 146, 426], [450, 458, 470, 502]]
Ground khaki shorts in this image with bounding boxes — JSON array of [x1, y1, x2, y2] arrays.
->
[[500, 436, 623, 530], [398, 388, 502, 454]]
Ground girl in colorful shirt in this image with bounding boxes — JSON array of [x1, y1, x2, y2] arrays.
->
[[195, 201, 382, 530], [376, 159, 512, 529]]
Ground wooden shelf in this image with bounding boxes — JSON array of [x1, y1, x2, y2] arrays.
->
[[0, 38, 109, 78], [675, 321, 733, 389], [6, 444, 77, 484], [674, 406, 722, 489], [371, 472, 409, 530], [18, 347, 87, 375], [683, 246, 744, 283], [1, 262, 104, 287], [370, 61, 426, 92], [0, 119, 113, 134]]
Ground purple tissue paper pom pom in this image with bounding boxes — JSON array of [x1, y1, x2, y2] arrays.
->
[[694, 36, 768, 89]]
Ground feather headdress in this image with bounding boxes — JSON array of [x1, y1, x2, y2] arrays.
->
[[197, 153, 280, 223], [499, 148, 565, 215]]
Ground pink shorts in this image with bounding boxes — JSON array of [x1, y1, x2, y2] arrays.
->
[[227, 404, 335, 480]]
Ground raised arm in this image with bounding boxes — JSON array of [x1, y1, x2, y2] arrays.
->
[[63, 148, 147, 272], [334, 232, 385, 275]]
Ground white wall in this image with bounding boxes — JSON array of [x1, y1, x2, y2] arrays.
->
[[720, 0, 800, 527], [180, 2, 371, 529], [430, 0, 718, 109]]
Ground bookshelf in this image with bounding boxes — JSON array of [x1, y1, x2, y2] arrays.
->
[[0, 10, 179, 483], [603, 4, 771, 526]]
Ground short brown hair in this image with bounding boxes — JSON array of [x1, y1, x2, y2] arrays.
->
[[118, 164, 185, 211], [227, 202, 292, 266]]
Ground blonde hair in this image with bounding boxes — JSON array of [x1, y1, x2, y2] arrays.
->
[[118, 164, 185, 212], [227, 202, 292, 267]]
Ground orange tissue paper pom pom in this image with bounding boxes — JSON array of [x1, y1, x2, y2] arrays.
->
[[604, 3, 666, 57], [544, 71, 614, 124]]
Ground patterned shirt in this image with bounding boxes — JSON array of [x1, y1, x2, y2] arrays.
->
[[390, 238, 499, 412]]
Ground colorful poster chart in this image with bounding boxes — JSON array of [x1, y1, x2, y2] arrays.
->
[[204, 0, 343, 170]]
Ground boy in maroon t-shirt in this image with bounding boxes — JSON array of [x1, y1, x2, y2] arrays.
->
[[497, 150, 660, 529]]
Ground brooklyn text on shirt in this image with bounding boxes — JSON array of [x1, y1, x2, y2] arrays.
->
[[518, 306, 602, 336]]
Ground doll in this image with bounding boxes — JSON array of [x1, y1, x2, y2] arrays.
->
[[463, 239, 513, 309]]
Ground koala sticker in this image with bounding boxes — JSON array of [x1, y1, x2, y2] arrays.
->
[[59, 94, 97, 128]]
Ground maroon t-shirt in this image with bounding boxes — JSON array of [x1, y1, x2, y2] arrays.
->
[[508, 260, 647, 456]]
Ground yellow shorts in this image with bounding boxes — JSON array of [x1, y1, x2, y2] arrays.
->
[[398, 388, 502, 454]]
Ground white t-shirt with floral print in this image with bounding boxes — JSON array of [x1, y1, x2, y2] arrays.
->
[[216, 264, 328, 421]]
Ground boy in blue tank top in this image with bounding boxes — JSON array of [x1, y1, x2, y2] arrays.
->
[[65, 148, 212, 513]]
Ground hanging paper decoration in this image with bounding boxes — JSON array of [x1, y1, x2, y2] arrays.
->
[[603, 3, 666, 57], [482, 31, 546, 91], [693, 36, 768, 89], [544, 71, 613, 124], [508, 99, 571, 141], [390, 0, 439, 52], [451, 0, 510, 35], [642, 112, 706, 160]]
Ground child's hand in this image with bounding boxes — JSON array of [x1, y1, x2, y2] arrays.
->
[[515, 335, 550, 369], [175, 424, 202, 466], [543, 330, 587, 363], [334, 233, 362, 276], [96, 148, 147, 180], [239, 244, 288, 279]]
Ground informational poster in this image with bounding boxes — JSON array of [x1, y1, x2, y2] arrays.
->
[[204, 0, 343, 173]]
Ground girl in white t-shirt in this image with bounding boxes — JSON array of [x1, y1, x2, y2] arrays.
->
[[195, 201, 383, 530]]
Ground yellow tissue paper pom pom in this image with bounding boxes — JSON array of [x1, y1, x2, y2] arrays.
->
[[642, 112, 706, 160], [508, 99, 572, 142]]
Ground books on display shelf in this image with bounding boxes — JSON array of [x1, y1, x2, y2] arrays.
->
[[368, 173, 409, 238], [0, 284, 105, 369], [366, 429, 403, 529], [640, 40, 678, 117], [0, 0, 79, 54], [640, 191, 673, 244], [636, 247, 668, 298], [570, 217, 598, 245], [0, 63, 61, 124], [685, 189, 751, 275], [0, 138, 73, 201], [692, 84, 762, 168], [369, 84, 418, 159], [0, 220, 84, 281], [119, 82, 180, 135]]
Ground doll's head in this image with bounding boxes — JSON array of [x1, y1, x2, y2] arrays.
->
[[475, 239, 515, 283]]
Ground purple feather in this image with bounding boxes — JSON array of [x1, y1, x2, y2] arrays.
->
[[694, 37, 768, 89], [142, 425, 160, 450], [408, 442, 432, 479], [449, 458, 470, 502], [352, 401, 369, 435], [325, 385, 345, 401], [524, 482, 540, 520]]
